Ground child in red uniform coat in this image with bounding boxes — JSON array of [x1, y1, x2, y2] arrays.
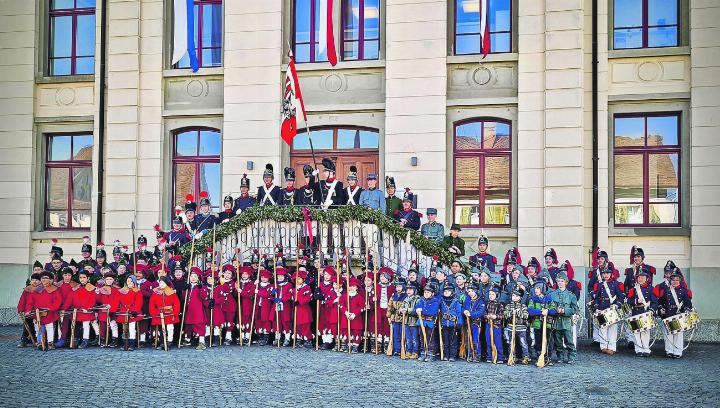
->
[[203, 273, 225, 347], [218, 265, 237, 345], [70, 270, 99, 349], [236, 266, 255, 345], [291, 268, 314, 348], [17, 272, 41, 348], [28, 271, 63, 349], [255, 269, 275, 346], [149, 277, 180, 349], [340, 277, 366, 353], [317, 266, 340, 350], [96, 273, 121, 348], [182, 268, 209, 350], [273, 267, 294, 347], [375, 269, 395, 350], [116, 275, 144, 350], [55, 268, 76, 348]]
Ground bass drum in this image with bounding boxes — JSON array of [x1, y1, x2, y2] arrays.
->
[[626, 311, 656, 333]]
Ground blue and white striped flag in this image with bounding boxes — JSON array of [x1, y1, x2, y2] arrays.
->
[[172, 0, 199, 72]]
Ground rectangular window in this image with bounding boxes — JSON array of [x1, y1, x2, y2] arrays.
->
[[454, 119, 511, 227], [45, 133, 93, 230], [614, 113, 680, 226], [173, 128, 222, 213], [455, 0, 511, 55], [613, 0, 679, 49], [175, 0, 223, 69], [49, 0, 96, 76], [341, 0, 380, 61], [294, 0, 329, 63]]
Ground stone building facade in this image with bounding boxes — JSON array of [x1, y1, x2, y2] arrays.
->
[[0, 0, 718, 336]]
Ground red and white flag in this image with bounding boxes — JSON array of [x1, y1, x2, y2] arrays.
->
[[319, 0, 338, 66], [281, 52, 307, 146], [480, 0, 490, 57]]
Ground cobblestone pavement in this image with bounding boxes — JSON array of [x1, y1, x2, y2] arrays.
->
[[0, 326, 718, 408]]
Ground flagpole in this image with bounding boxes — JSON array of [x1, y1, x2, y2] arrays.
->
[[305, 121, 318, 171], [287, 42, 319, 171]]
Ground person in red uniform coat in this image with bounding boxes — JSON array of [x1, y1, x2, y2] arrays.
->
[[70, 270, 99, 349], [116, 275, 144, 350], [362, 271, 376, 351], [203, 272, 226, 347], [54, 268, 76, 348], [272, 267, 294, 347], [181, 269, 209, 350], [316, 266, 340, 350], [217, 265, 237, 345], [254, 269, 275, 346], [96, 273, 121, 348], [236, 266, 255, 345], [17, 272, 41, 348], [340, 277, 366, 353], [291, 269, 314, 347], [374, 268, 394, 348], [149, 277, 180, 349], [135, 264, 154, 347], [28, 271, 63, 349]]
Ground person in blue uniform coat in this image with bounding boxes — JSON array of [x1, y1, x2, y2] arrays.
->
[[626, 269, 658, 357], [257, 164, 282, 206], [463, 282, 486, 362], [420, 208, 444, 244], [415, 282, 440, 362], [299, 165, 321, 206], [279, 167, 301, 206], [358, 172, 385, 213], [217, 194, 235, 224], [439, 283, 464, 361], [193, 191, 216, 238], [656, 269, 693, 358], [590, 265, 625, 355]]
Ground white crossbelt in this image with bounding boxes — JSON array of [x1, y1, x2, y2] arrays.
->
[[346, 186, 360, 205], [321, 180, 338, 209], [261, 185, 276, 205]]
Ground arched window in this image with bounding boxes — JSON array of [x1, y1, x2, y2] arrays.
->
[[172, 127, 221, 213], [453, 119, 511, 227]]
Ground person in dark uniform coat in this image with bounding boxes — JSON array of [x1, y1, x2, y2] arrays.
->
[[385, 176, 402, 217], [280, 167, 301, 206], [393, 188, 421, 231], [257, 164, 282, 206], [217, 194, 235, 224], [469, 235, 496, 273], [193, 191, 216, 237], [233, 174, 255, 214], [319, 158, 345, 209], [299, 164, 320, 206]]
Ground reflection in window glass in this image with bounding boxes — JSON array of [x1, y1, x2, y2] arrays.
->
[[49, 136, 72, 161], [176, 131, 198, 156], [73, 135, 94, 160], [49, 2, 96, 76], [199, 130, 221, 156], [455, 0, 512, 55], [293, 129, 334, 149], [176, 1, 223, 69], [173, 128, 222, 214], [614, 113, 681, 226], [484, 156, 510, 225], [454, 156, 481, 226], [45, 133, 93, 229], [359, 130, 379, 148], [613, 0, 678, 49], [337, 129, 358, 149]]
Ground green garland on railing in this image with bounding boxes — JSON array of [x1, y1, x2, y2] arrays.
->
[[178, 206, 455, 265]]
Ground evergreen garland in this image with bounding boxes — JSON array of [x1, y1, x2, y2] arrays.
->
[[178, 206, 455, 265]]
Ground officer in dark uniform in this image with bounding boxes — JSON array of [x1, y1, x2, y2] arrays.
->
[[469, 235, 496, 272], [624, 246, 657, 289], [280, 167, 301, 206], [345, 166, 363, 205], [45, 240, 67, 271], [165, 216, 191, 251], [233, 174, 255, 213], [393, 188, 421, 230], [77, 237, 97, 271], [441, 224, 466, 257], [217, 194, 235, 224], [193, 191, 216, 237], [299, 164, 320, 206], [257, 164, 282, 206], [319, 158, 345, 209]]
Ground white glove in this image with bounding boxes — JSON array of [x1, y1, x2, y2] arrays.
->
[[312, 169, 319, 176], [235, 208, 242, 215]]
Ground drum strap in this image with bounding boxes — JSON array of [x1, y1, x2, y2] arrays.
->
[[670, 287, 682, 310], [603, 281, 616, 304], [635, 284, 648, 310]]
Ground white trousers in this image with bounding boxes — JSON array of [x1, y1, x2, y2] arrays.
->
[[598, 324, 618, 352], [633, 330, 652, 354], [663, 327, 684, 357]]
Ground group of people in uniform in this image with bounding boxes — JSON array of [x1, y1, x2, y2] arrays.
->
[[16, 157, 698, 365]]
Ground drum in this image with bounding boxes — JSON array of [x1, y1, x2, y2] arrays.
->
[[626, 311, 656, 333], [595, 307, 621, 329], [620, 303, 632, 316], [663, 311, 700, 335]]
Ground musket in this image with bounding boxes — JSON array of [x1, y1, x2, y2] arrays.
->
[[362, 281, 369, 353], [536, 314, 548, 368], [273, 247, 280, 349], [105, 306, 110, 348], [372, 252, 380, 355], [247, 221, 262, 346], [344, 247, 351, 354], [400, 313, 407, 359], [235, 249, 242, 347], [508, 311, 517, 366], [489, 317, 497, 364], [70, 308, 77, 349], [418, 310, 428, 360], [292, 245, 300, 349], [437, 308, 444, 360], [177, 231, 198, 348], [35, 308, 46, 351], [209, 226, 216, 348], [20, 314, 37, 348], [160, 311, 169, 351], [315, 249, 322, 351], [465, 317, 475, 362], [334, 249, 341, 352]]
